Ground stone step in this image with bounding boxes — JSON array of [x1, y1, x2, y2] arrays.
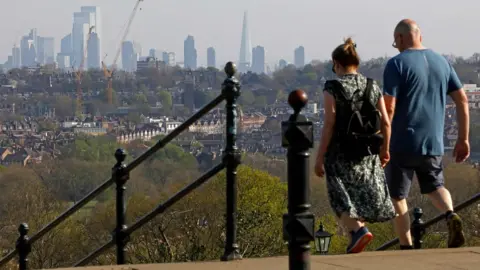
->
[[50, 247, 480, 270]]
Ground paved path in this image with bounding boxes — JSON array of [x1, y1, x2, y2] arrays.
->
[[51, 247, 480, 270]]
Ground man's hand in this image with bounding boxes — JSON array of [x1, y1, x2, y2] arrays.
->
[[380, 147, 390, 168], [453, 139, 470, 163]]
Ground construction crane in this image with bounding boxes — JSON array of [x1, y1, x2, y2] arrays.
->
[[102, 0, 144, 105], [75, 26, 95, 115]]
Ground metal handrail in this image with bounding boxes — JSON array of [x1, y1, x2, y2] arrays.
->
[[0, 90, 226, 268], [74, 163, 225, 266], [0, 62, 243, 270], [376, 192, 480, 251]]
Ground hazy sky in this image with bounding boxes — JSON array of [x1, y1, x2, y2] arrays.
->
[[1, 0, 478, 67]]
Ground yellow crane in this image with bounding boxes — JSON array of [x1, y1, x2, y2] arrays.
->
[[75, 26, 95, 115], [102, 0, 144, 105]]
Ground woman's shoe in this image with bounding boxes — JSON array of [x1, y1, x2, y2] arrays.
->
[[347, 227, 374, 254]]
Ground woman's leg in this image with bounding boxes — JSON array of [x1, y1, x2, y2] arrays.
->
[[339, 213, 362, 232], [339, 213, 373, 254]]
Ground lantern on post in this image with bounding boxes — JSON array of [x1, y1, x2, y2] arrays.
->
[[314, 223, 332, 255]]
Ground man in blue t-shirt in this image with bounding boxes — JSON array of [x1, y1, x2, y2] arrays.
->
[[383, 19, 470, 250]]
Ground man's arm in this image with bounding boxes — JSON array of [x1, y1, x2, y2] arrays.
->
[[450, 89, 469, 141], [447, 64, 469, 141], [383, 60, 401, 121]]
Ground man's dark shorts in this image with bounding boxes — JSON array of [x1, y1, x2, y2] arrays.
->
[[385, 153, 445, 199]]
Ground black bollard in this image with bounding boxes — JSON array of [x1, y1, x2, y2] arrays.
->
[[113, 149, 130, 264], [16, 223, 31, 270], [221, 62, 242, 261], [411, 207, 425, 249], [282, 90, 315, 270]]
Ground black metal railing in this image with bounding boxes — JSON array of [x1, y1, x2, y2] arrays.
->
[[0, 62, 243, 269], [376, 192, 480, 251]]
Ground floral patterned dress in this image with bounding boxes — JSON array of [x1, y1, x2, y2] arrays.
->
[[323, 74, 396, 223]]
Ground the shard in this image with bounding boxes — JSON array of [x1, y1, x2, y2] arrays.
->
[[238, 11, 252, 73]]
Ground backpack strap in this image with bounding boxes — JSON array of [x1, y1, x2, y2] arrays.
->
[[325, 79, 349, 101], [364, 78, 375, 105]]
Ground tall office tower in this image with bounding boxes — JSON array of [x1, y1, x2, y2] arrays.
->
[[168, 52, 176, 66], [57, 54, 71, 69], [12, 45, 21, 68], [238, 11, 252, 73], [149, 48, 157, 58], [72, 11, 92, 68], [61, 34, 72, 54], [80, 6, 102, 67], [184, 35, 197, 69], [162, 51, 169, 64], [87, 33, 100, 68], [294, 46, 305, 68], [37, 37, 55, 65], [121, 41, 135, 72], [207, 47, 216, 68], [251, 46, 265, 74], [57, 34, 72, 69], [20, 29, 38, 67]]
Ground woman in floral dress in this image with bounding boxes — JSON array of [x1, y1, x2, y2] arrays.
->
[[314, 38, 396, 254]]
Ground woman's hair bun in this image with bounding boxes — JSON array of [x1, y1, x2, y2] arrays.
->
[[344, 37, 357, 48]]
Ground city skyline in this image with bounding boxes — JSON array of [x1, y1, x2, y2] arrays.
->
[[2, 0, 480, 67]]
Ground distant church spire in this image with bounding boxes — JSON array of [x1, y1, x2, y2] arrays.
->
[[238, 11, 252, 73]]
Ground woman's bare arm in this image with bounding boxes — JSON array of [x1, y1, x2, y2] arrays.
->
[[317, 92, 336, 159], [376, 96, 391, 152]]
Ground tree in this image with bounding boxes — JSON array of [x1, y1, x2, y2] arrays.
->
[[0, 166, 93, 268], [157, 90, 173, 112], [239, 90, 255, 106]]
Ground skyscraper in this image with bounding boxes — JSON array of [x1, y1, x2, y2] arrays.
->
[[294, 46, 305, 68], [12, 45, 21, 68], [61, 34, 72, 55], [207, 47, 216, 68], [238, 11, 252, 73], [20, 29, 38, 67], [81, 6, 102, 68], [72, 11, 92, 68], [122, 41, 135, 72], [149, 48, 157, 58], [168, 52, 176, 66], [37, 37, 55, 65], [162, 51, 169, 64], [251, 46, 265, 74], [57, 34, 73, 69], [87, 33, 100, 68], [184, 35, 197, 70]]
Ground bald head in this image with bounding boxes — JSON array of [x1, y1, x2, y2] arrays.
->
[[393, 19, 423, 51], [395, 19, 421, 35]]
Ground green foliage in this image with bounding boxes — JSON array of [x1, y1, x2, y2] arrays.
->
[[69, 135, 120, 162], [157, 89, 173, 111], [239, 89, 255, 106]]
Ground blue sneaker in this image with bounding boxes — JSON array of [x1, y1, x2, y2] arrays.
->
[[347, 227, 374, 254]]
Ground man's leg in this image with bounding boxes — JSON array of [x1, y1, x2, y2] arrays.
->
[[416, 156, 465, 248], [385, 154, 415, 248]]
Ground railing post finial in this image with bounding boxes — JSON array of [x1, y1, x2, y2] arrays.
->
[[282, 89, 315, 270], [411, 207, 425, 249], [113, 148, 130, 264], [221, 61, 242, 261], [16, 223, 31, 270]]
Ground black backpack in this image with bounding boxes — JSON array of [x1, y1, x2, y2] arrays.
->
[[325, 78, 383, 160]]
